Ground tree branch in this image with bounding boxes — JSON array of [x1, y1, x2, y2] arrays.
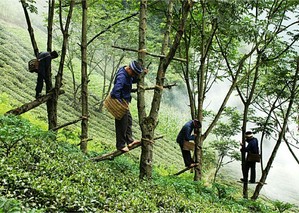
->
[[5, 90, 65, 116], [91, 136, 163, 162], [131, 83, 177, 93], [112, 45, 187, 62], [87, 12, 139, 46], [51, 116, 84, 131], [173, 163, 198, 176]]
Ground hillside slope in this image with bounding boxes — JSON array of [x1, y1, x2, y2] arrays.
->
[[0, 18, 184, 170]]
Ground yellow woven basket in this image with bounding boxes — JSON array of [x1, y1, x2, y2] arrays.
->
[[104, 95, 129, 120], [183, 141, 195, 151]]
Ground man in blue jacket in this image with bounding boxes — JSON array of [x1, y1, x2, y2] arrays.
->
[[176, 119, 201, 167], [241, 131, 259, 183], [35, 50, 58, 98], [110, 60, 146, 152]]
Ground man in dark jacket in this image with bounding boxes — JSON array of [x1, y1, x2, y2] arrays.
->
[[176, 119, 201, 167], [110, 60, 146, 152], [241, 131, 259, 183], [35, 50, 58, 98]]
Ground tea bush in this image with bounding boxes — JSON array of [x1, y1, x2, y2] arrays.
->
[[0, 115, 297, 212]]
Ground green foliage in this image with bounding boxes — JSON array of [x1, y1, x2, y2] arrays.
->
[[210, 107, 242, 181], [212, 107, 242, 137], [0, 197, 22, 213], [0, 115, 45, 157], [272, 200, 295, 213], [1, 1, 298, 212], [0, 197, 43, 213], [1, 115, 293, 212]]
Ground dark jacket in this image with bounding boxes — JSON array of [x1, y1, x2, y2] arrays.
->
[[35, 52, 52, 95], [176, 120, 197, 146], [110, 67, 138, 103], [243, 137, 259, 154]]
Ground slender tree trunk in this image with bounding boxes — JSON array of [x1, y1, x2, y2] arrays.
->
[[252, 57, 299, 200], [137, 0, 152, 179], [51, 0, 75, 130], [20, 0, 39, 57], [46, 0, 56, 130], [138, 0, 192, 179], [80, 0, 88, 153], [194, 0, 206, 181]]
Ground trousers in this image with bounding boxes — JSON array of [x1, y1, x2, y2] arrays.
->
[[179, 142, 194, 167], [242, 161, 256, 182], [115, 110, 133, 150]]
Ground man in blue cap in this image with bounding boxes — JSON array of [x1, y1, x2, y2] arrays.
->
[[110, 60, 146, 152]]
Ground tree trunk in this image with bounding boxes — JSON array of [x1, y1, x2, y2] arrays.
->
[[46, 0, 56, 130], [138, 0, 192, 179], [137, 0, 151, 179], [194, 0, 206, 181], [252, 57, 299, 200], [51, 0, 75, 131], [80, 0, 88, 153], [20, 0, 39, 57]]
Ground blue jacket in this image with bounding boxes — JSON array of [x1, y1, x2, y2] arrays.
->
[[243, 137, 259, 154], [110, 67, 138, 103], [176, 120, 196, 146]]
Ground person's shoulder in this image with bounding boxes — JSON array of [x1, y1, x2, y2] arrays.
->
[[187, 120, 193, 125], [115, 67, 127, 79], [38, 52, 50, 59]]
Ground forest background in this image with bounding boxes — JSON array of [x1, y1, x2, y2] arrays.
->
[[0, 0, 298, 212]]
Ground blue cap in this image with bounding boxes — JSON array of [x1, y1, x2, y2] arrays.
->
[[129, 60, 143, 75]]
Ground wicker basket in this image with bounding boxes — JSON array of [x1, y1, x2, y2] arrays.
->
[[28, 59, 39, 73], [104, 95, 129, 120], [183, 141, 195, 151]]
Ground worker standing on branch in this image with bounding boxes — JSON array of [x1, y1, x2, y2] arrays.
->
[[108, 60, 147, 152]]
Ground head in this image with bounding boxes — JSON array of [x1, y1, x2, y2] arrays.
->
[[129, 60, 143, 76], [50, 51, 58, 59], [245, 131, 253, 140], [193, 119, 201, 134]]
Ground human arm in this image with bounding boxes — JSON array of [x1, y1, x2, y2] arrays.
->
[[242, 138, 259, 153], [184, 125, 195, 141], [110, 73, 125, 102]]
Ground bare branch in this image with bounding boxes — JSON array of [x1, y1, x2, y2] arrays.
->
[[5, 90, 65, 116], [112, 45, 187, 62]]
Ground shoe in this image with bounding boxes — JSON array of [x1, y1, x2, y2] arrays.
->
[[35, 93, 42, 99], [240, 178, 248, 182], [249, 180, 256, 184]]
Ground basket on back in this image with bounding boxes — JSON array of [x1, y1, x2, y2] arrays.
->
[[28, 59, 39, 73], [104, 95, 129, 120], [183, 141, 195, 151]]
